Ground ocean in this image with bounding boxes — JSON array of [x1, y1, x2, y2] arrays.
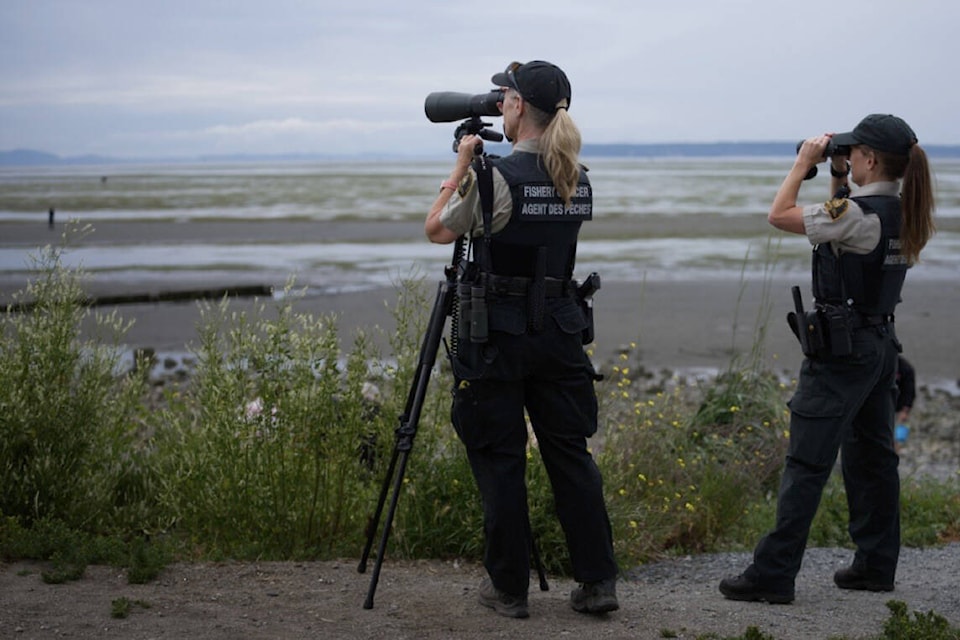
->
[[2, 156, 959, 291]]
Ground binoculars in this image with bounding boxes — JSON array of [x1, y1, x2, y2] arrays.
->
[[796, 140, 851, 159], [796, 140, 852, 180]]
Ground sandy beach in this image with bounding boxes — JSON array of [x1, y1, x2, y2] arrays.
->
[[2, 219, 959, 388]]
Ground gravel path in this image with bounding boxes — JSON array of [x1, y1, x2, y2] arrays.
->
[[3, 544, 959, 639]]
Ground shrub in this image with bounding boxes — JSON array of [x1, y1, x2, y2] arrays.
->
[[0, 243, 151, 533], [151, 283, 388, 559], [596, 355, 790, 565]]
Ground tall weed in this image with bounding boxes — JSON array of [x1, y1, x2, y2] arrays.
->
[[152, 284, 386, 558], [0, 243, 151, 533]]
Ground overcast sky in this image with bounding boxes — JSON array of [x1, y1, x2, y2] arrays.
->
[[1, 0, 957, 159]]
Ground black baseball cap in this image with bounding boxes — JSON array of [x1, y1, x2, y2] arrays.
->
[[832, 114, 917, 155], [491, 60, 571, 113]]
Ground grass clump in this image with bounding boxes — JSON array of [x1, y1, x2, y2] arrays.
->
[[110, 596, 151, 619], [151, 282, 389, 560], [878, 599, 960, 640]]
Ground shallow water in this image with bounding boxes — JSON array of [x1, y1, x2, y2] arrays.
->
[[2, 157, 958, 287]]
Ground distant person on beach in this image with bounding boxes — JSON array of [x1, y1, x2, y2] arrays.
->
[[895, 355, 916, 451], [48, 208, 54, 229], [424, 60, 618, 619], [720, 114, 936, 604]]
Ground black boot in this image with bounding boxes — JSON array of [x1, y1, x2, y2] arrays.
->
[[719, 573, 794, 604], [833, 566, 894, 592]]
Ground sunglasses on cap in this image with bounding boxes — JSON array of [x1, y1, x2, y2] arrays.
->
[[502, 61, 522, 91]]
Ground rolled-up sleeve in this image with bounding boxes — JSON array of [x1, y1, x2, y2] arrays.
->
[[802, 199, 881, 254], [439, 168, 513, 236]]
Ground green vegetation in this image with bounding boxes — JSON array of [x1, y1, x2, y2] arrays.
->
[[1, 246, 958, 605], [656, 601, 960, 639], [110, 596, 151, 619], [876, 600, 960, 640]]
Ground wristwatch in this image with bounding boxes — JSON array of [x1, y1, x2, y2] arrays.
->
[[830, 161, 851, 178]]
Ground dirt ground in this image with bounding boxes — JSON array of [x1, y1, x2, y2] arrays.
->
[[3, 544, 960, 640]]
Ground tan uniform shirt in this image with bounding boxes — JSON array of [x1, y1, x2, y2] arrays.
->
[[802, 181, 901, 255], [439, 139, 544, 237]]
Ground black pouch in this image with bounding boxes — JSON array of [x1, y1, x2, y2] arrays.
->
[[578, 297, 595, 345], [457, 284, 473, 345], [802, 310, 827, 358], [575, 272, 601, 345], [822, 305, 853, 357]]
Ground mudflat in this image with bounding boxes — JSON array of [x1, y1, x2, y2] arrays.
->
[[2, 219, 959, 385]]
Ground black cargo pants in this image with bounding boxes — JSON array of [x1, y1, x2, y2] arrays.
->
[[747, 323, 901, 592], [450, 297, 618, 596]]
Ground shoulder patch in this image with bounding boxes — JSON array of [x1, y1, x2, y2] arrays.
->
[[457, 172, 474, 198], [824, 197, 849, 220]]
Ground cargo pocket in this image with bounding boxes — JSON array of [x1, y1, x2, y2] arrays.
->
[[450, 378, 508, 451], [786, 383, 847, 467], [551, 302, 588, 336], [451, 341, 499, 382], [451, 378, 483, 449], [487, 301, 526, 335]]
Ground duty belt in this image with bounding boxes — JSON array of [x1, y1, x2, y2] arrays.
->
[[482, 275, 574, 298], [850, 313, 895, 329]]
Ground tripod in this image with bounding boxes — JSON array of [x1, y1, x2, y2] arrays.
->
[[356, 238, 463, 609], [357, 234, 550, 609]]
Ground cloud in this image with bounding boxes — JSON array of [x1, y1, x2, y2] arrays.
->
[[111, 116, 432, 157], [2, 0, 959, 157], [202, 117, 401, 139]]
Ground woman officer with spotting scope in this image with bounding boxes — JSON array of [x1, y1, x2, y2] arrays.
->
[[720, 114, 935, 604], [424, 60, 619, 620]]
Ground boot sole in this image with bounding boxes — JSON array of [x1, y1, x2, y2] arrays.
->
[[479, 595, 529, 618], [835, 581, 894, 592], [572, 595, 620, 613], [719, 585, 794, 605]]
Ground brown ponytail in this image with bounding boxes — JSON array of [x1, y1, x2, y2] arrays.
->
[[527, 104, 582, 205], [888, 145, 936, 263]]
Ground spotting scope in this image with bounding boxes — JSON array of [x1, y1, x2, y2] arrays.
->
[[424, 91, 503, 123]]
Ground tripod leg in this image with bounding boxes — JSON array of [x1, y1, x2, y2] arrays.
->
[[358, 277, 454, 608], [530, 531, 549, 591], [362, 450, 412, 609], [358, 444, 401, 574], [521, 503, 549, 592]]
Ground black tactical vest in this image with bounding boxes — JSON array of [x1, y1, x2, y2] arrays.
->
[[482, 151, 592, 278], [812, 194, 908, 315]]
